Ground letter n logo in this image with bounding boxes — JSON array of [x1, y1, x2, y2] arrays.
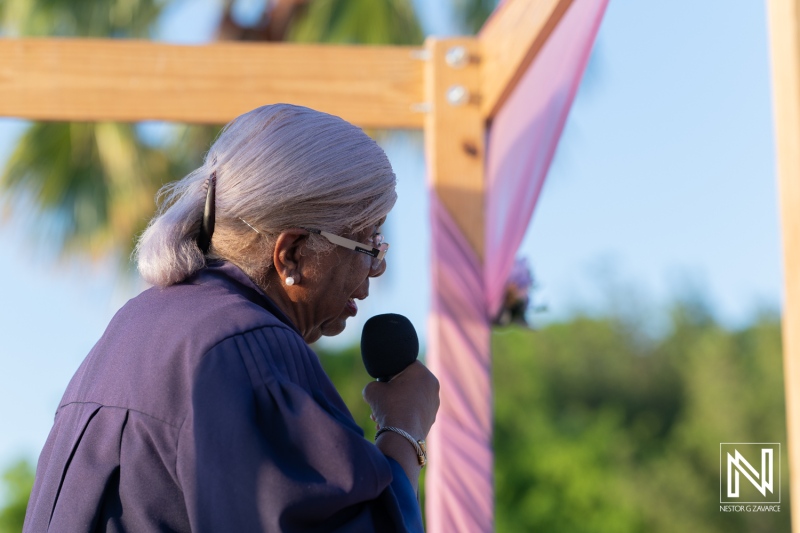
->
[[720, 443, 780, 504]]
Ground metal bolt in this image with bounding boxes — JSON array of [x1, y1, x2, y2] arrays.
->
[[446, 85, 469, 106], [445, 46, 469, 68]]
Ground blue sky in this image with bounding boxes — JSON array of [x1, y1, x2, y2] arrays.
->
[[0, 0, 782, 475]]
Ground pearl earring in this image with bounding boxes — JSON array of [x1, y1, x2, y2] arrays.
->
[[285, 276, 295, 286]]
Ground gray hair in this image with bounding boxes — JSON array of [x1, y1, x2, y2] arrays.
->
[[134, 104, 397, 287]]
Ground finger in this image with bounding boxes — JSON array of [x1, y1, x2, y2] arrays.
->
[[388, 366, 410, 382], [362, 381, 382, 404]]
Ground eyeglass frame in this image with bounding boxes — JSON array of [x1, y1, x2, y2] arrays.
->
[[239, 218, 389, 268], [302, 228, 388, 265]]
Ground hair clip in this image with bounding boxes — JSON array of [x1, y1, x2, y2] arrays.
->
[[197, 171, 216, 254]]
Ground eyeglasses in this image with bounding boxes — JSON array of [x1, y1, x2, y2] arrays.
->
[[303, 228, 388, 270], [239, 218, 388, 270]]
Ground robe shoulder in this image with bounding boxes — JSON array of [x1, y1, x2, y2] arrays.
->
[[24, 262, 422, 532]]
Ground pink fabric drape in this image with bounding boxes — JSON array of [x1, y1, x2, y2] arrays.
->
[[424, 1, 609, 531]]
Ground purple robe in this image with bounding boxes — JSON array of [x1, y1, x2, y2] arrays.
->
[[24, 261, 421, 532]]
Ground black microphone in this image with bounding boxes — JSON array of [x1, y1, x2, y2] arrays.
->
[[361, 313, 419, 382]]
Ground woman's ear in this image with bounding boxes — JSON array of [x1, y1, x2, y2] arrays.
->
[[273, 229, 308, 285]]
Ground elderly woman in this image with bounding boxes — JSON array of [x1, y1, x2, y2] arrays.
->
[[24, 104, 439, 532]]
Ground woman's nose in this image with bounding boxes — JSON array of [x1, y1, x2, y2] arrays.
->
[[369, 258, 387, 278]]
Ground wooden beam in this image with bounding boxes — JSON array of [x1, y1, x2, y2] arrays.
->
[[0, 38, 425, 128], [424, 37, 485, 260], [478, 0, 574, 120], [767, 0, 800, 529]]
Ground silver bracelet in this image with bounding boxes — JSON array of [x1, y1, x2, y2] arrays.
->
[[375, 426, 427, 467]]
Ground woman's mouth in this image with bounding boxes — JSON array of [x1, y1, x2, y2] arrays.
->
[[345, 298, 358, 316]]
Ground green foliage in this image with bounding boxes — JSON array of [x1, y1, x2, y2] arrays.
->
[[493, 303, 788, 532], [452, 0, 499, 35], [0, 459, 34, 533], [0, 0, 163, 37], [288, 0, 422, 45], [1, 122, 176, 259]]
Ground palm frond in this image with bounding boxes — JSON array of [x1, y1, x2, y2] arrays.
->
[[0, 122, 172, 258], [287, 0, 422, 45], [0, 0, 164, 37], [453, 0, 498, 35]]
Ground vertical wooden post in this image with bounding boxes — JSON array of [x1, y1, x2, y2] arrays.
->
[[424, 37, 485, 259], [768, 0, 800, 529], [424, 36, 493, 532]]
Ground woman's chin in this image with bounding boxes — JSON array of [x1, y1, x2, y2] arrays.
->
[[320, 316, 349, 339]]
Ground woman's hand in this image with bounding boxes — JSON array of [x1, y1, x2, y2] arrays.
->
[[363, 361, 440, 491]]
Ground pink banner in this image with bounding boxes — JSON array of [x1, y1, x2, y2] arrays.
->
[[426, 194, 492, 532], [425, 0, 609, 530]]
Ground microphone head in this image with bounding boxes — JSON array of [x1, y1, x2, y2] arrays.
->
[[361, 313, 419, 380]]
